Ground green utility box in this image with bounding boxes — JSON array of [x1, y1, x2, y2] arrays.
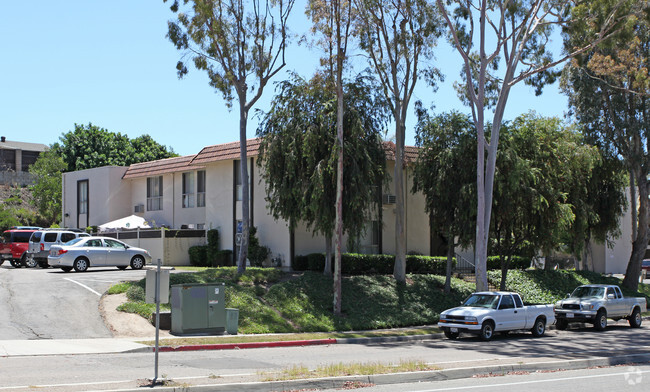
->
[[170, 283, 226, 335]]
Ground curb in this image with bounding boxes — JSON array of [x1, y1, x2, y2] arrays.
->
[[102, 352, 650, 392]]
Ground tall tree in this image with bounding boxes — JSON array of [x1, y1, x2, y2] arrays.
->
[[436, 0, 635, 291], [257, 72, 388, 275], [165, 0, 295, 274], [354, 0, 441, 283], [413, 108, 476, 293], [562, 3, 649, 290], [55, 123, 176, 172], [490, 114, 600, 289], [307, 0, 355, 314], [28, 148, 67, 225]]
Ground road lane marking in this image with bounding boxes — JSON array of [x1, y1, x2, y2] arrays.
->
[[63, 277, 102, 296], [409, 368, 650, 391]]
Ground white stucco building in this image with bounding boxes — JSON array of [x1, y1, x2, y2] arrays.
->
[[61, 139, 433, 268]]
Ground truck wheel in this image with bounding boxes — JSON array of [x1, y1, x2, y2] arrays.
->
[[479, 321, 494, 341], [555, 318, 568, 330], [444, 329, 459, 340], [531, 317, 546, 337], [629, 307, 642, 328], [594, 309, 607, 331], [23, 254, 37, 268]]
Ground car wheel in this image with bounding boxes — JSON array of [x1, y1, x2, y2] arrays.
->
[[594, 309, 607, 331], [0, 259, 3, 266], [629, 307, 642, 328], [23, 254, 37, 268], [10, 259, 21, 268], [73, 258, 89, 272], [444, 329, 459, 340], [531, 317, 546, 337], [130, 256, 145, 270], [479, 321, 494, 341], [555, 318, 568, 330], [61, 267, 72, 272], [117, 266, 128, 270]]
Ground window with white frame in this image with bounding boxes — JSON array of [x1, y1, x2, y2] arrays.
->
[[147, 176, 163, 211], [182, 172, 195, 208], [197, 170, 206, 207]]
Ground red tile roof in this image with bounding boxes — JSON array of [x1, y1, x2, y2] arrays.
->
[[121, 138, 420, 179], [190, 138, 262, 165], [382, 141, 420, 163], [122, 155, 202, 179]]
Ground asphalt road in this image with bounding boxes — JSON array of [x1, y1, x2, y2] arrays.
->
[[0, 264, 147, 339]]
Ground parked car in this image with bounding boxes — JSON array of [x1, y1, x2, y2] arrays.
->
[[554, 284, 647, 330], [26, 229, 90, 268], [642, 260, 650, 273], [48, 236, 152, 272], [0, 228, 40, 267], [438, 291, 555, 341]]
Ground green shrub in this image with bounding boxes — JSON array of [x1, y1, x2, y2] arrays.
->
[[248, 227, 270, 267], [189, 245, 209, 267], [213, 250, 233, 267], [487, 256, 530, 270], [293, 255, 308, 271], [307, 253, 326, 272], [406, 256, 451, 275], [126, 285, 146, 302]]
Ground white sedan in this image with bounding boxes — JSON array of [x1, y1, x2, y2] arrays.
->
[[48, 236, 152, 272]]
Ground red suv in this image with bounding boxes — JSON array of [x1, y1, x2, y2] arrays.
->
[[0, 228, 40, 267]]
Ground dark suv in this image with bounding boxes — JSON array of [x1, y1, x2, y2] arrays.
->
[[0, 228, 40, 267]]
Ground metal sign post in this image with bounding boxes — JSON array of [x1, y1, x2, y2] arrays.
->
[[154, 258, 161, 384]]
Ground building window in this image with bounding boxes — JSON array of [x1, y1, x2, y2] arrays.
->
[[182, 172, 195, 208], [147, 176, 163, 211], [21, 151, 40, 172], [0, 149, 16, 171], [197, 170, 206, 207], [78, 180, 88, 214], [371, 220, 380, 247]]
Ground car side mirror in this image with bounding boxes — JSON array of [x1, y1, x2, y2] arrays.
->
[[607, 293, 615, 299]]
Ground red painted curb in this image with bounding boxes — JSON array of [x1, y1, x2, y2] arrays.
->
[[156, 338, 338, 352]]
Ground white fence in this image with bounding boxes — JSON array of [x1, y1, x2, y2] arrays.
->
[[100, 229, 207, 266]]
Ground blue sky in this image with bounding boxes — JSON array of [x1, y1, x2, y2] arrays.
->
[[0, 1, 569, 157]]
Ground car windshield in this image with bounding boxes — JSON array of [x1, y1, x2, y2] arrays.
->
[[570, 286, 605, 298], [462, 294, 500, 309], [65, 238, 85, 246]]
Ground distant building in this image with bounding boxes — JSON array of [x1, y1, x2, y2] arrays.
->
[[0, 136, 49, 186]]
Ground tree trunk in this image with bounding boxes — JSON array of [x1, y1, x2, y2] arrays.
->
[[324, 234, 332, 276], [393, 120, 407, 283], [622, 169, 647, 291], [333, 47, 344, 316], [500, 255, 509, 291], [444, 230, 453, 293], [237, 103, 250, 274]]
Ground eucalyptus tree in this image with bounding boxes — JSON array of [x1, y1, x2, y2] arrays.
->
[[257, 72, 388, 280], [435, 0, 635, 291], [164, 0, 295, 273], [354, 0, 441, 283], [413, 108, 476, 293], [307, 0, 356, 314], [562, 3, 649, 290]]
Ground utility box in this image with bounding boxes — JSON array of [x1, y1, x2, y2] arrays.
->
[[170, 283, 226, 335]]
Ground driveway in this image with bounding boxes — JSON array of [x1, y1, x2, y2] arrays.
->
[[0, 265, 147, 340]]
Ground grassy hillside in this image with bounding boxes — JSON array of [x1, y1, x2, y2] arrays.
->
[[112, 267, 649, 335]]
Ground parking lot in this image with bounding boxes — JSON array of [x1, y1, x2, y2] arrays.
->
[[0, 264, 148, 340]]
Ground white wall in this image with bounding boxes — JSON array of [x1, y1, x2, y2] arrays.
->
[[62, 166, 130, 229]]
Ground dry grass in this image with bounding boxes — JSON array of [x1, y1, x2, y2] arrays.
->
[[260, 360, 439, 381]]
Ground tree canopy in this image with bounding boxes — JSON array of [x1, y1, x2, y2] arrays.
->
[[53, 123, 177, 172]]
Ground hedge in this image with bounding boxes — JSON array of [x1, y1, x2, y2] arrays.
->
[[486, 256, 530, 270], [189, 245, 209, 267]]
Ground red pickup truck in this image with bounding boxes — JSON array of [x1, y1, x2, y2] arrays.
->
[[0, 228, 39, 267]]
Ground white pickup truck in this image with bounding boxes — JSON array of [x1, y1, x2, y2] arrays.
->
[[554, 284, 647, 331], [438, 291, 555, 341]]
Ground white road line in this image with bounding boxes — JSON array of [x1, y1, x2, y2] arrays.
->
[[409, 368, 650, 391], [63, 277, 102, 296]]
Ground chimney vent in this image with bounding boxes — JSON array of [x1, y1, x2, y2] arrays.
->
[[1, 137, 5, 142]]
